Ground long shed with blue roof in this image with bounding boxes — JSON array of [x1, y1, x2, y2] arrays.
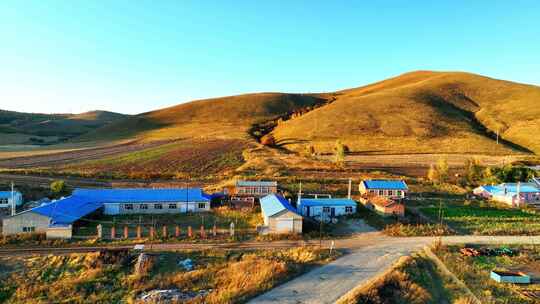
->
[[260, 194, 302, 234], [2, 188, 210, 238], [297, 197, 357, 219]]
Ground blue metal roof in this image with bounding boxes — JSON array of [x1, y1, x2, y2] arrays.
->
[[0, 191, 21, 198], [260, 194, 299, 217], [73, 188, 210, 203], [362, 180, 408, 190], [298, 198, 357, 207], [32, 196, 103, 225], [482, 183, 540, 196], [27, 188, 209, 225]]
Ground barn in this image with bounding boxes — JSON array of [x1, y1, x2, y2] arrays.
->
[[260, 194, 302, 234]]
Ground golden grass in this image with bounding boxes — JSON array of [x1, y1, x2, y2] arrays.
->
[[272, 71, 540, 154]]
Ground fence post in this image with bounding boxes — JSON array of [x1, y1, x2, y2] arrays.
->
[[110, 226, 116, 240], [230, 222, 235, 237], [96, 224, 102, 239], [124, 226, 129, 239], [175, 225, 180, 238], [213, 224, 217, 237], [200, 225, 205, 238], [136, 226, 142, 239], [162, 226, 168, 238], [150, 226, 155, 239], [188, 226, 192, 238]]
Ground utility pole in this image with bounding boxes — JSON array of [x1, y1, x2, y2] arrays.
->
[[496, 129, 499, 145], [11, 182, 15, 216], [347, 178, 352, 199]]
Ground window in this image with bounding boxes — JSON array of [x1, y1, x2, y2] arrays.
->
[[168, 203, 177, 209], [369, 190, 375, 195], [323, 207, 331, 213], [345, 206, 353, 213], [388, 190, 394, 196], [397, 190, 402, 196], [378, 190, 384, 196], [0, 198, 7, 204], [154, 204, 163, 209], [140, 204, 148, 210], [124, 204, 133, 210], [198, 203, 207, 209], [23, 227, 35, 233]]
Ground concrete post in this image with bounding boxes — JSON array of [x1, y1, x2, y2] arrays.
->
[[200, 225, 205, 238], [162, 226, 168, 238], [136, 226, 142, 239], [110, 226, 116, 239], [175, 226, 180, 238], [230, 222, 235, 237], [123, 226, 129, 239], [150, 226, 155, 239], [187, 226, 192, 238], [96, 224, 102, 239], [213, 224, 217, 237]]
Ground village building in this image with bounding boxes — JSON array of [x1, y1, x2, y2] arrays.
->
[[0, 190, 23, 210], [359, 179, 408, 217], [224, 180, 278, 208], [259, 194, 302, 234], [362, 195, 405, 217], [2, 188, 210, 239], [359, 180, 409, 199], [297, 197, 357, 219], [473, 180, 540, 208]]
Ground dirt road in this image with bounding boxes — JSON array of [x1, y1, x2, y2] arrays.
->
[[249, 233, 540, 304]]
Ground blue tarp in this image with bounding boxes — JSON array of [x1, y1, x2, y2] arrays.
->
[[362, 180, 408, 190], [260, 194, 300, 217]]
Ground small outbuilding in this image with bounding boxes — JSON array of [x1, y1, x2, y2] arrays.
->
[[260, 194, 302, 234], [490, 270, 531, 284], [0, 191, 23, 209]]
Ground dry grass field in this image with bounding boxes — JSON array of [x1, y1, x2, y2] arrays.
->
[[272, 71, 540, 155]]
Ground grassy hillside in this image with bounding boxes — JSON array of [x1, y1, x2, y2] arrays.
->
[[271, 71, 540, 154], [0, 110, 126, 145], [80, 93, 328, 141]]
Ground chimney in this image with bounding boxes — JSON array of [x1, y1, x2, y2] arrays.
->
[[348, 178, 352, 199]]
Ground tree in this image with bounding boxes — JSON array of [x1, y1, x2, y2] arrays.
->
[[464, 158, 483, 185], [427, 158, 449, 184], [50, 180, 66, 194], [334, 140, 346, 166], [436, 158, 449, 183]]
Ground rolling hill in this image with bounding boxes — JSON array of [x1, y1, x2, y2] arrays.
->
[[79, 93, 328, 141], [271, 71, 540, 154], [0, 110, 127, 145]]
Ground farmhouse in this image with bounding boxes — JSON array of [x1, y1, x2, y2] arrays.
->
[[297, 197, 357, 220], [473, 181, 540, 208], [0, 190, 23, 210], [359, 179, 408, 199], [224, 180, 278, 208], [362, 195, 405, 217], [260, 194, 302, 234], [2, 188, 210, 239]]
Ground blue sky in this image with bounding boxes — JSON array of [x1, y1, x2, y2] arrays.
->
[[1, 1, 539, 114]]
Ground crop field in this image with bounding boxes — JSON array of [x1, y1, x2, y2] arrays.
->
[[61, 138, 248, 179], [0, 139, 168, 168], [436, 245, 540, 303], [0, 247, 338, 303], [419, 200, 540, 235]]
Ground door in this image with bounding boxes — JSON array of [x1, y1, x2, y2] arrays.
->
[[276, 219, 293, 233], [330, 208, 335, 217]]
